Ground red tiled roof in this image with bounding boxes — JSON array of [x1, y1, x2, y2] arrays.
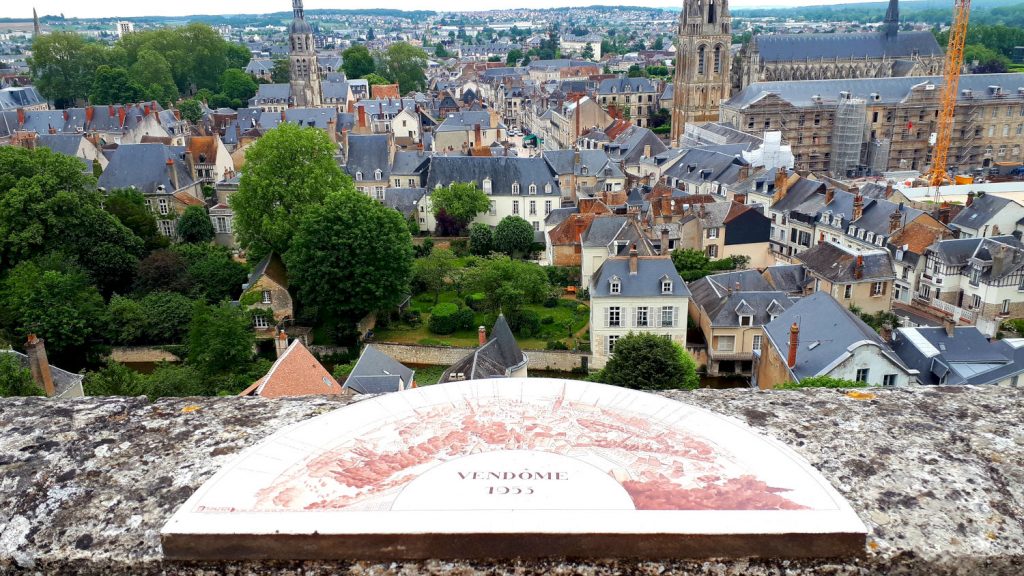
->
[[173, 191, 205, 207], [240, 339, 341, 398], [371, 84, 401, 99]]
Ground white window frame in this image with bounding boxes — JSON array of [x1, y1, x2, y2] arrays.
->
[[355, 171, 363, 181], [483, 178, 492, 194], [661, 306, 674, 327], [706, 227, 718, 239], [856, 368, 869, 382], [253, 315, 270, 329], [716, 335, 735, 352], [529, 184, 537, 195], [261, 290, 272, 304], [661, 280, 672, 294], [607, 306, 621, 327], [374, 169, 382, 180], [635, 306, 648, 327], [872, 281, 884, 296], [512, 200, 520, 215], [610, 279, 621, 294], [739, 315, 753, 327], [752, 334, 762, 352], [607, 334, 620, 354], [512, 182, 520, 195], [158, 198, 169, 215]]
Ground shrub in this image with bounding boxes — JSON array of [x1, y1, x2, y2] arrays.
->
[[449, 238, 470, 257], [545, 340, 569, 350], [413, 238, 434, 258], [428, 303, 474, 335], [465, 292, 487, 311], [776, 376, 866, 389], [540, 315, 555, 325], [543, 295, 559, 308], [510, 309, 541, 338]]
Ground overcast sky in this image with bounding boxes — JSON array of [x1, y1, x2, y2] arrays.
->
[[9, 1, 887, 19]]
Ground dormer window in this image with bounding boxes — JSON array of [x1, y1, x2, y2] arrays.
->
[[848, 225, 855, 235], [610, 276, 621, 294], [545, 183, 552, 194], [483, 178, 492, 194], [661, 280, 673, 294], [581, 166, 588, 175], [866, 232, 875, 243], [833, 215, 842, 227], [529, 184, 537, 195], [512, 182, 520, 195], [739, 315, 753, 326], [355, 171, 363, 181], [374, 169, 382, 180]]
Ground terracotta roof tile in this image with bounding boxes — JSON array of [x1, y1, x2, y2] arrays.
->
[[173, 190, 205, 207], [370, 84, 401, 99], [186, 136, 218, 163], [890, 219, 953, 255], [240, 339, 341, 398]]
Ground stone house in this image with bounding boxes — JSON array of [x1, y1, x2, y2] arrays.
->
[[344, 133, 393, 201], [185, 136, 235, 185], [211, 175, 240, 249], [439, 315, 527, 383], [891, 323, 1024, 386], [690, 201, 773, 268], [589, 249, 690, 369], [580, 216, 656, 288], [239, 332, 340, 398], [597, 77, 661, 128], [754, 292, 917, 389], [345, 345, 416, 394], [31, 133, 109, 170], [948, 193, 1024, 239], [433, 111, 507, 154], [542, 149, 625, 204], [545, 198, 614, 267], [240, 253, 293, 335], [688, 270, 795, 376], [796, 242, 895, 315]]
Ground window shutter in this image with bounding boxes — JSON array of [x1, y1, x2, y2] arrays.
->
[[881, 282, 888, 295], [604, 307, 609, 328], [673, 307, 679, 327]]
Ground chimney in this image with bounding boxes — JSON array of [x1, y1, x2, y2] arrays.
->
[[85, 106, 95, 124], [326, 116, 337, 144], [944, 317, 956, 338], [966, 191, 976, 207], [474, 123, 482, 147], [117, 107, 126, 127], [889, 209, 902, 234], [574, 148, 581, 166], [47, 125, 56, 134], [184, 150, 195, 179], [884, 181, 894, 198], [166, 157, 179, 190], [63, 109, 69, 122], [275, 330, 289, 358], [787, 323, 799, 370], [854, 254, 864, 280], [824, 186, 834, 205], [735, 281, 742, 292], [478, 325, 487, 346], [357, 105, 367, 130], [575, 214, 586, 241], [660, 227, 670, 255], [628, 244, 638, 275], [643, 144, 651, 158], [992, 244, 1013, 278], [16, 107, 24, 127], [24, 334, 55, 397], [281, 109, 287, 122], [108, 105, 115, 118], [852, 191, 864, 221]]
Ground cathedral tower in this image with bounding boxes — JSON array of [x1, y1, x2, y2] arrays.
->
[[670, 0, 732, 144], [289, 0, 322, 108], [882, 0, 899, 39]]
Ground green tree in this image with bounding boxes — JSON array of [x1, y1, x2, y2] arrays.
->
[[129, 48, 178, 104], [595, 332, 699, 390], [187, 301, 255, 376], [176, 206, 215, 244], [0, 147, 144, 294], [173, 243, 248, 303], [225, 43, 252, 70], [286, 190, 413, 322], [581, 43, 595, 60], [492, 215, 534, 258], [103, 188, 169, 252], [230, 123, 349, 258], [964, 44, 1011, 73], [430, 182, 490, 236], [363, 72, 391, 85], [627, 64, 645, 78], [135, 249, 192, 295], [219, 68, 258, 102], [462, 255, 551, 312], [89, 65, 145, 105], [29, 32, 108, 107], [653, 36, 665, 50], [342, 44, 376, 79], [434, 44, 450, 58], [378, 42, 428, 94], [506, 49, 523, 66], [143, 364, 206, 398], [468, 223, 494, 256], [0, 260, 108, 368], [83, 360, 147, 396], [177, 98, 204, 124], [106, 295, 147, 345], [0, 354, 45, 397], [138, 292, 196, 344], [413, 247, 456, 304], [271, 58, 290, 83]]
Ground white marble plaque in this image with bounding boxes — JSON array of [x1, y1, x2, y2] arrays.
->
[[162, 379, 866, 560]]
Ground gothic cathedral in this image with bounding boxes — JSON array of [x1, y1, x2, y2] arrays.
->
[[289, 0, 322, 108], [670, 0, 732, 145]]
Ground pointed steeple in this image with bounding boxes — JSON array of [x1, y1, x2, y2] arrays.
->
[[33, 7, 40, 38], [883, 0, 899, 39], [292, 0, 304, 20]]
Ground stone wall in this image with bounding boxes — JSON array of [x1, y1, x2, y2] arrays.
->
[[373, 342, 591, 372], [1, 386, 1023, 574]]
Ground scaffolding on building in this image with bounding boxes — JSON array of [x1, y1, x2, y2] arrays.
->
[[831, 95, 867, 178], [867, 137, 892, 175]]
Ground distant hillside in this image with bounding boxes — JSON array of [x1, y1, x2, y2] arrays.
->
[[733, 0, 1024, 27]]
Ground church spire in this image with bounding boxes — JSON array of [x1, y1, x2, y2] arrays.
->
[[33, 7, 40, 38], [293, 0, 304, 20], [883, 0, 899, 39]]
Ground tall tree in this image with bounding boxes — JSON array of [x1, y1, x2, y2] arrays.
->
[[413, 248, 456, 304], [429, 182, 490, 236], [230, 123, 350, 258], [176, 98, 204, 124], [378, 42, 428, 94], [342, 45, 375, 79], [187, 301, 255, 376], [29, 32, 108, 107], [581, 43, 595, 60], [225, 43, 253, 70], [129, 48, 178, 104], [595, 332, 699, 390], [492, 215, 534, 258], [286, 190, 413, 322], [219, 68, 258, 102], [271, 58, 290, 83], [0, 354, 44, 397], [135, 249, 192, 295], [104, 188, 169, 252], [89, 65, 146, 105], [468, 223, 494, 256], [173, 244, 248, 303], [176, 206, 215, 244]]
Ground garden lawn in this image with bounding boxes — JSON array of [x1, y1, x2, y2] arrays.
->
[[374, 290, 589, 351]]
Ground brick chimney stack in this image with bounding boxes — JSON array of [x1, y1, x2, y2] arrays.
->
[[854, 254, 864, 280], [824, 186, 834, 205], [787, 322, 800, 370], [660, 227, 670, 255], [16, 107, 25, 128], [25, 334, 55, 397], [889, 208, 902, 234], [166, 157, 178, 191], [474, 123, 482, 147], [852, 191, 864, 221], [966, 191, 976, 207], [478, 325, 487, 346], [944, 317, 956, 338], [628, 244, 638, 275], [275, 330, 289, 358]]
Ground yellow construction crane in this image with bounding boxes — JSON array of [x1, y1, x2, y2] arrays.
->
[[929, 0, 972, 190]]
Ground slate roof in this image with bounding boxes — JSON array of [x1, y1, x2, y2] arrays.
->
[[690, 270, 795, 328], [543, 149, 623, 179], [727, 73, 1024, 110], [390, 150, 430, 175], [0, 86, 45, 111], [322, 81, 350, 101], [253, 83, 291, 102], [603, 124, 667, 165], [764, 264, 811, 295], [426, 156, 559, 195], [259, 107, 336, 130], [591, 256, 689, 298], [436, 110, 499, 132], [439, 315, 527, 383], [581, 215, 628, 248], [97, 144, 195, 193], [664, 148, 750, 186], [819, 189, 925, 239], [928, 235, 1024, 275], [763, 291, 910, 381], [797, 243, 894, 283], [344, 344, 415, 394], [754, 30, 942, 62], [33, 134, 84, 157], [382, 188, 426, 218], [0, 348, 83, 398], [345, 134, 391, 180], [240, 339, 341, 398], [597, 77, 658, 94], [950, 194, 1015, 231], [891, 326, 1024, 386]]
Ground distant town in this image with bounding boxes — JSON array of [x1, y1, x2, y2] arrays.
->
[[2, 0, 1024, 402]]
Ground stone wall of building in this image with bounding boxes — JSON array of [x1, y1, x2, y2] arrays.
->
[[1, 386, 1022, 574], [372, 342, 591, 372]]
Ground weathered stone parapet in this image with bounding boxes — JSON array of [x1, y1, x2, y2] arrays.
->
[[1, 386, 1022, 575]]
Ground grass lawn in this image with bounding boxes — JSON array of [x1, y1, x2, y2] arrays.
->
[[409, 364, 449, 386], [376, 290, 589, 351]]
